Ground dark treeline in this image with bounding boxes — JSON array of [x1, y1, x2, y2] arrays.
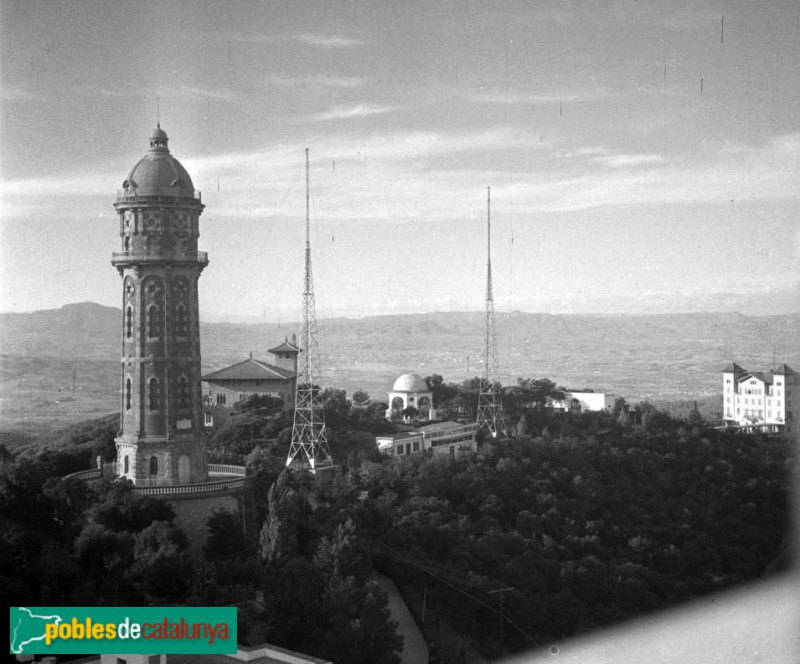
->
[[0, 375, 793, 662], [313, 424, 793, 659], [0, 403, 403, 664]]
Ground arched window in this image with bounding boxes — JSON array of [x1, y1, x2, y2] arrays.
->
[[123, 456, 129, 474], [177, 375, 190, 409], [125, 378, 132, 410], [126, 306, 133, 339], [147, 305, 160, 338], [149, 456, 158, 475], [148, 378, 160, 411], [175, 304, 188, 336]]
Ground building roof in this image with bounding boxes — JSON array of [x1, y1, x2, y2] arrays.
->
[[377, 431, 424, 442], [739, 372, 773, 385], [170, 644, 330, 664], [268, 338, 301, 355], [419, 420, 463, 432], [721, 362, 746, 373], [202, 358, 295, 382], [121, 126, 195, 196], [392, 372, 429, 393], [773, 363, 796, 375], [72, 642, 330, 664]]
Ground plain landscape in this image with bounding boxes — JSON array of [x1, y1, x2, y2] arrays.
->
[[1, 301, 798, 444]]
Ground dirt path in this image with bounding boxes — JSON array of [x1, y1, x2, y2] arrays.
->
[[374, 573, 429, 664]]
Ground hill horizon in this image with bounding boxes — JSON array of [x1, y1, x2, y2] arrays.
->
[[3, 298, 799, 324], [2, 301, 798, 442]]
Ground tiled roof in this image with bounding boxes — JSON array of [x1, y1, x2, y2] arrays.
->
[[202, 358, 294, 382], [269, 339, 301, 354], [773, 363, 795, 375], [739, 372, 773, 385], [420, 421, 463, 432], [721, 362, 745, 373]]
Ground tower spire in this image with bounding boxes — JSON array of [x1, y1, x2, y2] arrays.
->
[[286, 148, 333, 472], [477, 186, 505, 438]]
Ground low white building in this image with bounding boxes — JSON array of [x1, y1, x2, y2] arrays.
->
[[722, 362, 799, 433], [552, 391, 615, 412], [377, 421, 479, 457]]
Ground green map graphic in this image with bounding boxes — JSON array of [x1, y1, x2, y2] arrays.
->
[[10, 607, 62, 654]]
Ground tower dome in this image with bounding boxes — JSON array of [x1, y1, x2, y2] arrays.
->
[[120, 125, 195, 197], [393, 373, 429, 392]]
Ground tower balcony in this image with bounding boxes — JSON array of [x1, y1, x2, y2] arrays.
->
[[65, 463, 247, 496], [111, 250, 209, 267], [116, 188, 202, 204]]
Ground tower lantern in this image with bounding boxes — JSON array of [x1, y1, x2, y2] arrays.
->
[[111, 125, 209, 486]]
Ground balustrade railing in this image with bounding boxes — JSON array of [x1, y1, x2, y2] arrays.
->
[[111, 250, 208, 264], [63, 463, 246, 495], [116, 189, 202, 202], [208, 463, 247, 476], [64, 468, 102, 481], [134, 476, 246, 496]]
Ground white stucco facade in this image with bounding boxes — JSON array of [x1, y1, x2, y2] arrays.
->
[[722, 363, 799, 433], [552, 391, 615, 412]]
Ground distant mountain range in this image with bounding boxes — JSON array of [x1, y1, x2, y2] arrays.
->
[[1, 302, 798, 438]]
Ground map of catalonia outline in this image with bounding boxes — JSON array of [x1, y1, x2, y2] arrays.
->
[[10, 607, 62, 654]]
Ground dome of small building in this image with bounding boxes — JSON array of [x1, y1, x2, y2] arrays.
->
[[392, 373, 429, 392], [120, 126, 194, 196]]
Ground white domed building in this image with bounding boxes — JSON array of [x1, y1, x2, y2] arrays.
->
[[387, 372, 433, 420]]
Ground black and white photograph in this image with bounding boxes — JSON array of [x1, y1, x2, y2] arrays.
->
[[1, 1, 798, 662]]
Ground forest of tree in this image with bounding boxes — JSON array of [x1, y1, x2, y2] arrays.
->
[[0, 374, 794, 662]]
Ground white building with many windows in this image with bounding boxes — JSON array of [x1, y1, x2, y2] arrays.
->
[[722, 362, 799, 433]]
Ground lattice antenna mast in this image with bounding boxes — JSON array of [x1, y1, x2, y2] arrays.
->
[[286, 148, 333, 472], [477, 186, 505, 437]]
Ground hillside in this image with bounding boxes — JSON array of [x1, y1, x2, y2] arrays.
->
[[1, 302, 798, 441]]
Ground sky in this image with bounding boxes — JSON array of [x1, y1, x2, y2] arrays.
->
[[1, 0, 799, 321]]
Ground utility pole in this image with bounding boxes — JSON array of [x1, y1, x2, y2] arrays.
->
[[488, 586, 516, 651]]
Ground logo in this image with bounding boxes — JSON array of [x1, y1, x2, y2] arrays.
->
[[10, 607, 237, 655]]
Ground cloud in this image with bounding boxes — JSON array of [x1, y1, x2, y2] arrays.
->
[[597, 154, 662, 168], [311, 104, 399, 121], [72, 84, 237, 102], [293, 33, 364, 48], [557, 146, 663, 169], [556, 147, 609, 159], [1, 86, 36, 102], [269, 74, 368, 89], [504, 133, 800, 212], [468, 87, 608, 106], [586, 152, 663, 169], [1, 174, 112, 199], [233, 32, 363, 49], [5, 131, 799, 228], [166, 85, 239, 102]]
